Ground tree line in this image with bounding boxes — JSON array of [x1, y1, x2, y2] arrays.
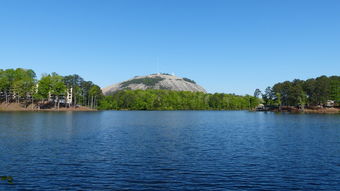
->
[[255, 75, 340, 108], [8, 68, 336, 111], [99, 89, 260, 110], [0, 68, 103, 109]]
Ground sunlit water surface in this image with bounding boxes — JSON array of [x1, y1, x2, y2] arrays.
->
[[0, 111, 339, 190]]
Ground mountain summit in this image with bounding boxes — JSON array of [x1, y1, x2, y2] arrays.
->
[[102, 73, 206, 95]]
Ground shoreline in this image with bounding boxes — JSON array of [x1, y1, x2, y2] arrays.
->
[[0, 103, 96, 112], [0, 103, 339, 113], [299, 108, 340, 114], [256, 107, 340, 114]]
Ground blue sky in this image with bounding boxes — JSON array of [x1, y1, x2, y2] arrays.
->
[[0, 0, 339, 95]]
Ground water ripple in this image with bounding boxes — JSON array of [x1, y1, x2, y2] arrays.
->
[[0, 111, 339, 190]]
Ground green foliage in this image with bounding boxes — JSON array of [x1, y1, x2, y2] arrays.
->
[[275, 93, 282, 107], [63, 74, 83, 89], [0, 68, 37, 102], [262, 87, 274, 105], [160, 73, 171, 75], [183, 77, 196, 84], [36, 73, 66, 100], [264, 75, 340, 107], [50, 73, 66, 97], [99, 89, 260, 110], [121, 77, 164, 88], [36, 74, 52, 99], [0, 68, 102, 109], [63, 74, 85, 105], [253, 89, 261, 98], [1, 176, 13, 184], [88, 85, 103, 108], [89, 85, 103, 97], [12, 68, 36, 98], [329, 76, 340, 101]]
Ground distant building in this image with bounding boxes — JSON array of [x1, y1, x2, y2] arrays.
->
[[256, 104, 266, 111], [66, 88, 72, 105], [325, 100, 335, 107]]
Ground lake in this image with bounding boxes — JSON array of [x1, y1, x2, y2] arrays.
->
[[0, 111, 339, 190]]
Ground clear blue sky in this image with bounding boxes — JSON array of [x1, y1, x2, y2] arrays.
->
[[0, 0, 339, 95]]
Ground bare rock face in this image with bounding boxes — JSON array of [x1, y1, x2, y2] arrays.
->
[[102, 73, 206, 95]]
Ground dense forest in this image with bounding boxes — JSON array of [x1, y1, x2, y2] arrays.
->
[[256, 75, 340, 108], [99, 89, 260, 110], [0, 68, 103, 109]]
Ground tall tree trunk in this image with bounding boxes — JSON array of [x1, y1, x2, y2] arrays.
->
[[94, 96, 97, 109], [57, 96, 60, 110], [54, 96, 57, 108], [32, 96, 34, 109], [91, 96, 94, 109], [74, 93, 77, 107]]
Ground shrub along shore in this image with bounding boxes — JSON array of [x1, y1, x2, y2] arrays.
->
[[99, 89, 260, 110]]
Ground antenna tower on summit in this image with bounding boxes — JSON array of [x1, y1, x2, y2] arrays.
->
[[156, 57, 160, 75]]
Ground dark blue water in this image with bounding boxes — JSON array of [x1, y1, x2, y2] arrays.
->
[[0, 111, 339, 190]]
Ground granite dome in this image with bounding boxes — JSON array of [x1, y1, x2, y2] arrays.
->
[[102, 73, 206, 95]]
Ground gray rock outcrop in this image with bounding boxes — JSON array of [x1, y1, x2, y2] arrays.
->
[[102, 73, 206, 95]]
